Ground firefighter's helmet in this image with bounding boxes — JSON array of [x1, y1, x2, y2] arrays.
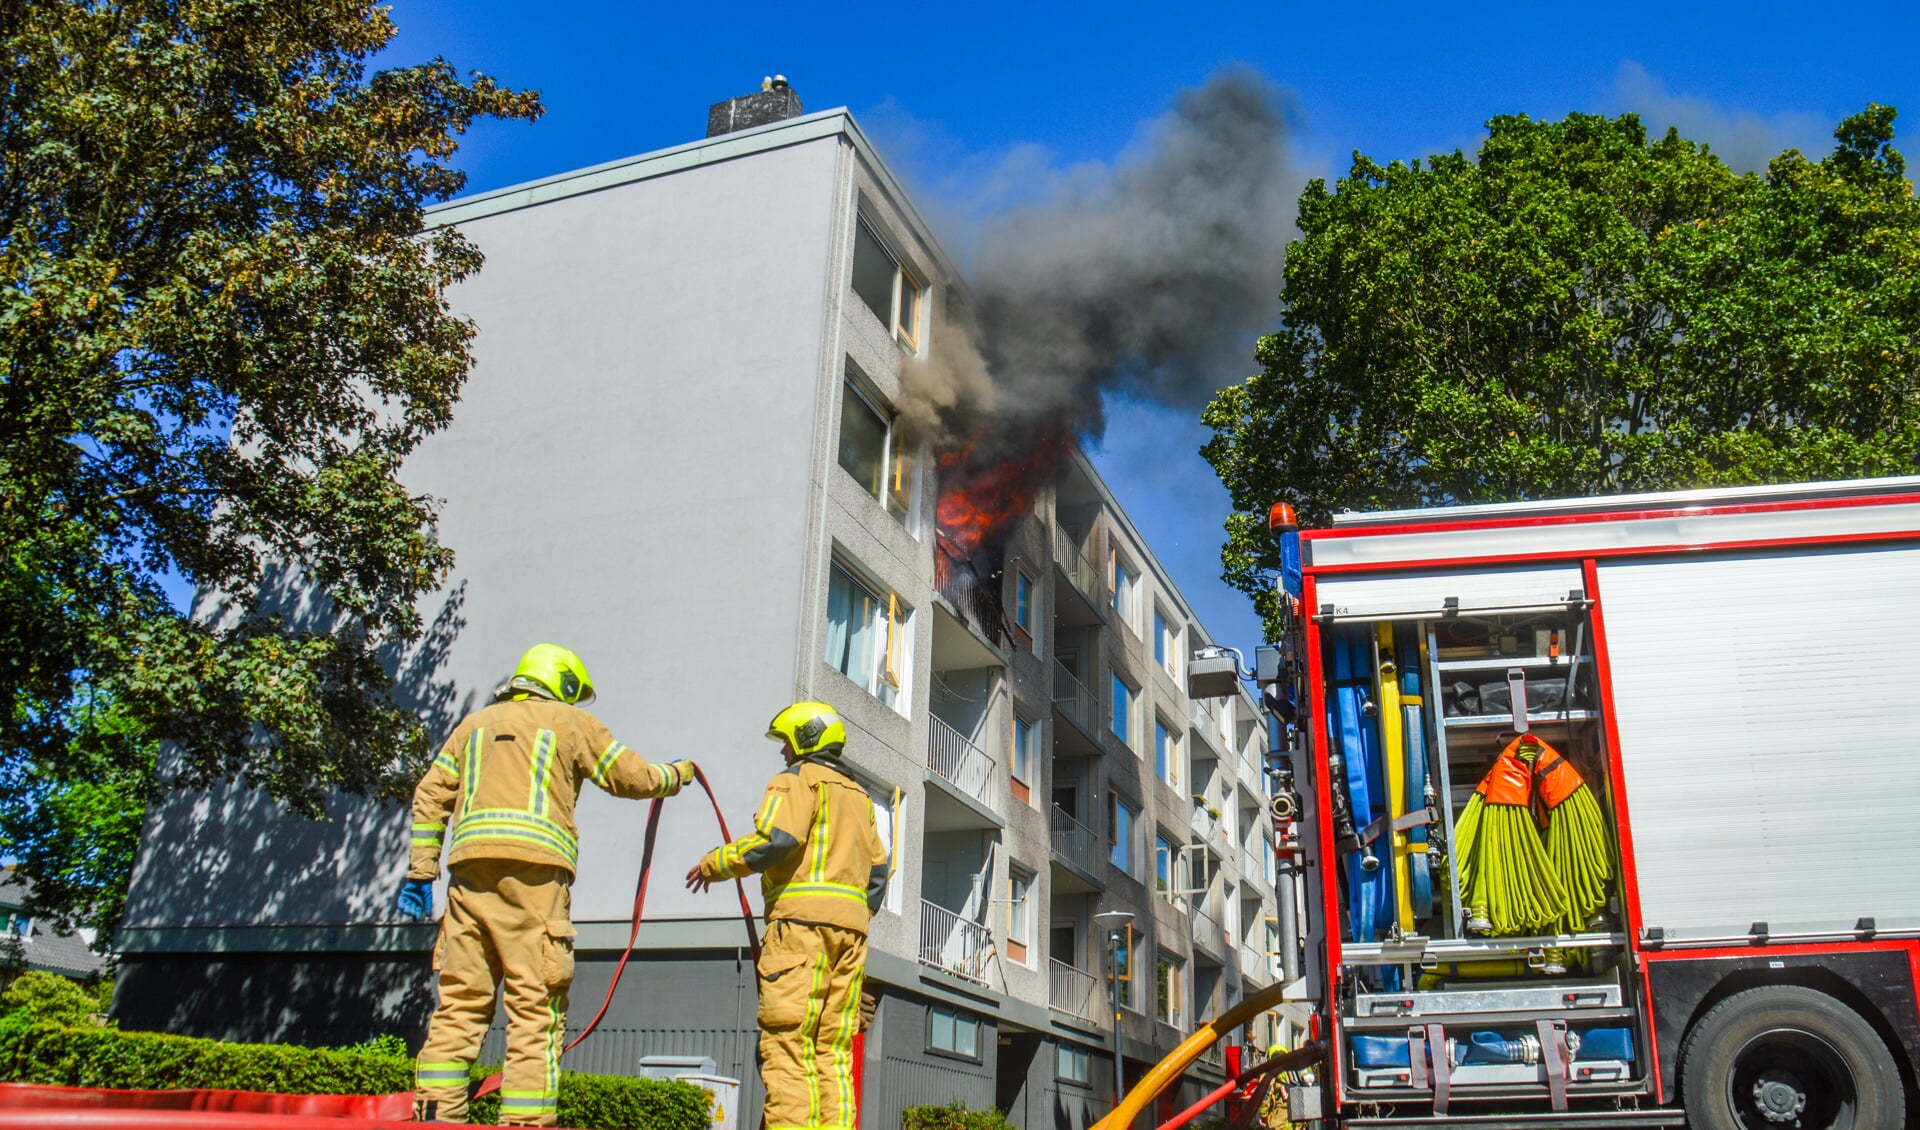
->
[[767, 701, 846, 758], [506, 643, 596, 706]]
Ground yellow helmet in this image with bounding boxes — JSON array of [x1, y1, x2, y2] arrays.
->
[[507, 643, 596, 705], [767, 701, 846, 758]]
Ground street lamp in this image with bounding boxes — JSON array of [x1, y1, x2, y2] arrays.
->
[[1092, 909, 1135, 1105]]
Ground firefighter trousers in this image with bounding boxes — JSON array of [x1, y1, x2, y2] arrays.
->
[[757, 919, 867, 1130], [414, 859, 576, 1126]]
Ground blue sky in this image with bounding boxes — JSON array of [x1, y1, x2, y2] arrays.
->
[[375, 0, 1920, 651]]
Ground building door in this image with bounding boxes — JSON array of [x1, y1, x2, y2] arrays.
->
[[995, 1030, 1042, 1121]]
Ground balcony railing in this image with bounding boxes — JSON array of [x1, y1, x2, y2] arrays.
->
[[927, 716, 996, 807], [1052, 660, 1097, 734], [1191, 903, 1224, 948], [1050, 805, 1102, 877], [1240, 941, 1273, 981], [919, 899, 992, 985], [1053, 526, 1102, 603], [1048, 958, 1100, 1023]]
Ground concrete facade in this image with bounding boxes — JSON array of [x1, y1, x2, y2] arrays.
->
[[115, 107, 1299, 1128]]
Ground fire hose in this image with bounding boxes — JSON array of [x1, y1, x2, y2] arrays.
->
[[472, 765, 762, 1101]]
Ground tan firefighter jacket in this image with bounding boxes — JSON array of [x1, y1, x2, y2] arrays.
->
[[699, 758, 889, 934], [409, 697, 686, 881]]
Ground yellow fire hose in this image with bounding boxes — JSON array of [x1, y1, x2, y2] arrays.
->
[[1089, 978, 1325, 1130]]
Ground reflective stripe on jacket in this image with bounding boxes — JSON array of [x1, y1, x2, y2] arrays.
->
[[409, 697, 685, 880], [700, 759, 888, 934]]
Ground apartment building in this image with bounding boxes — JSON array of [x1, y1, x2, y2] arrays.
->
[[111, 86, 1294, 1129]]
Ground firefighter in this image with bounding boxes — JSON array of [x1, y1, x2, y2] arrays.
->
[[397, 643, 696, 1126], [686, 701, 888, 1130]]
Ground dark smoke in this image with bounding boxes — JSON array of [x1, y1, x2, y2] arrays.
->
[[901, 66, 1302, 461]]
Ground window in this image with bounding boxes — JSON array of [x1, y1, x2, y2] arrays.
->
[[1155, 610, 1180, 677], [1108, 792, 1139, 877], [1012, 568, 1035, 650], [1057, 1044, 1091, 1085], [1110, 671, 1134, 747], [1114, 925, 1138, 1011], [1007, 867, 1034, 965], [5, 914, 27, 938], [1108, 549, 1138, 627], [1157, 956, 1185, 1028], [825, 560, 908, 710], [1010, 714, 1034, 804], [837, 377, 914, 524], [851, 218, 922, 349], [1155, 718, 1180, 788], [928, 1004, 981, 1059], [1155, 833, 1178, 896]]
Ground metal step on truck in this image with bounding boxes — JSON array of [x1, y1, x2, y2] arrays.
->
[[1253, 475, 1920, 1130]]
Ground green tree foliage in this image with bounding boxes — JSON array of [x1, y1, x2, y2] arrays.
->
[[0, 971, 100, 1028], [0, 2, 541, 936], [1204, 108, 1920, 638]]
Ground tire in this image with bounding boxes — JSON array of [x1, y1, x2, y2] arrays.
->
[[1680, 984, 1904, 1130]]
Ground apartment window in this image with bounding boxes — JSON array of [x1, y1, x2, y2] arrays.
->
[[1010, 714, 1034, 804], [1008, 866, 1034, 965], [1155, 610, 1180, 678], [1012, 568, 1035, 650], [1057, 1044, 1091, 1085], [1108, 549, 1139, 628], [1108, 792, 1139, 877], [1155, 833, 1178, 896], [1115, 926, 1138, 1011], [928, 1004, 981, 1060], [1155, 718, 1180, 788], [1157, 956, 1186, 1028], [1110, 671, 1135, 747], [825, 560, 907, 710], [852, 218, 922, 349], [837, 377, 914, 524]]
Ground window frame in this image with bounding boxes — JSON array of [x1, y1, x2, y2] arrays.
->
[[1157, 954, 1186, 1029], [1108, 790, 1140, 878], [1109, 669, 1136, 748], [1056, 1043, 1092, 1085], [1154, 608, 1180, 678], [837, 372, 916, 529], [851, 216, 924, 352], [926, 1004, 983, 1062], [1012, 566, 1036, 650], [1154, 716, 1181, 789], [1108, 547, 1140, 630], [1010, 712, 1035, 803], [1007, 865, 1034, 966], [1114, 924, 1139, 1012]]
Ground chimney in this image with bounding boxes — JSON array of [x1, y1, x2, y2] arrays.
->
[[707, 75, 803, 138]]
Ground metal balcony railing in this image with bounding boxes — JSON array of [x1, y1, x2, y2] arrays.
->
[[1240, 941, 1273, 981], [1048, 958, 1100, 1023], [1052, 660, 1096, 734], [1050, 805, 1102, 877], [927, 715, 996, 807], [1053, 526, 1102, 603], [1191, 903, 1224, 948], [918, 899, 992, 985]]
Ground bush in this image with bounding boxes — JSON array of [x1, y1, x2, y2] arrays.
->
[[1, 972, 103, 1028], [902, 1100, 1019, 1130], [0, 1023, 714, 1130]]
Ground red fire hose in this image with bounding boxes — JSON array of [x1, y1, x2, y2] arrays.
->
[[472, 766, 762, 1100]]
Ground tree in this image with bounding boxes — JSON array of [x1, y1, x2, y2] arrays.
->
[[1203, 108, 1920, 639], [0, 2, 540, 939]]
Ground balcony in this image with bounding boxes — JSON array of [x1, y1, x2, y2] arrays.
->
[[1049, 805, 1104, 891], [1052, 526, 1105, 627], [1051, 661, 1104, 758], [1240, 941, 1274, 982], [1191, 903, 1228, 961], [1048, 958, 1101, 1024], [919, 899, 992, 985], [927, 715, 996, 808]]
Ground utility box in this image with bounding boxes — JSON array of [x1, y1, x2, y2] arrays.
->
[[676, 1073, 741, 1128], [1187, 652, 1240, 699]]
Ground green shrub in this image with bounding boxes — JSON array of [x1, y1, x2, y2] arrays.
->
[[1, 972, 102, 1028], [902, 1099, 1019, 1130], [0, 1023, 714, 1130]]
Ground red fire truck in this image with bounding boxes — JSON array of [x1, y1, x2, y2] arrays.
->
[[1257, 475, 1920, 1129]]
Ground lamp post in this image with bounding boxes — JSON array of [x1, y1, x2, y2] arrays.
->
[[1092, 909, 1135, 1106]]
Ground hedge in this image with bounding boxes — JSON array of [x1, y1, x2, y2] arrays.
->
[[0, 1021, 713, 1130], [902, 1100, 1020, 1130]]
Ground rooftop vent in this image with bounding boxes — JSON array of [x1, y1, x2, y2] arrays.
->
[[707, 75, 803, 138]]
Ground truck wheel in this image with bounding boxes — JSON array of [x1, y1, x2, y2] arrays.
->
[[1680, 985, 1903, 1130]]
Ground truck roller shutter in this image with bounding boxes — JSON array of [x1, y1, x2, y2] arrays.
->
[[1597, 545, 1920, 942], [1313, 565, 1584, 621]]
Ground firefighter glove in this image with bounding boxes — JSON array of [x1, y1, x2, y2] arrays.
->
[[666, 760, 697, 796], [395, 878, 435, 921]]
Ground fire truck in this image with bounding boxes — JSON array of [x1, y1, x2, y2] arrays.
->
[[1214, 476, 1920, 1130]]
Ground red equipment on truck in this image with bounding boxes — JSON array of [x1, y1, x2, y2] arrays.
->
[[1114, 476, 1920, 1130]]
